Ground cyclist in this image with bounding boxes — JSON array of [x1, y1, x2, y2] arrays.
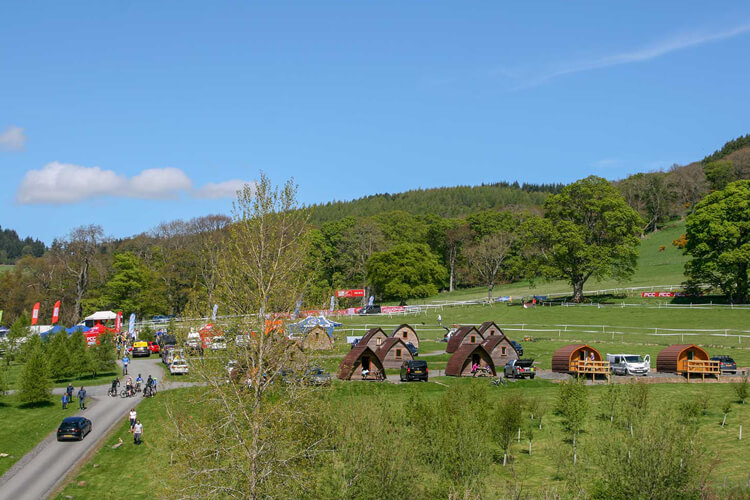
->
[[135, 373, 143, 391], [152, 377, 158, 395], [110, 377, 120, 396], [125, 376, 134, 397]]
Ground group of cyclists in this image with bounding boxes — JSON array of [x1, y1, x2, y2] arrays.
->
[[110, 373, 158, 398]]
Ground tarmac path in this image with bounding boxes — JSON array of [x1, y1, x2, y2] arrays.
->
[[0, 355, 173, 500]]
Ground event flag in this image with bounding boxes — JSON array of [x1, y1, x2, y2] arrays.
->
[[0, 310, 3, 324], [128, 313, 136, 335], [212, 304, 218, 322], [31, 302, 40, 325], [368, 295, 374, 306], [329, 296, 335, 311], [115, 311, 123, 333], [51, 300, 61, 324]]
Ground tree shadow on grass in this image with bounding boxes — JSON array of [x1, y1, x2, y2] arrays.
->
[[18, 400, 55, 409]]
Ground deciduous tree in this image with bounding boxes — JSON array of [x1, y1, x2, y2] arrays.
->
[[367, 243, 447, 301]]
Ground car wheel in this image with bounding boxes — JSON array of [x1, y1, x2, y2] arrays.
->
[[530, 375, 535, 379]]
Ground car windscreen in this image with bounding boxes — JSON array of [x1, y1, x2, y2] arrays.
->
[[410, 361, 427, 368], [624, 356, 643, 363]]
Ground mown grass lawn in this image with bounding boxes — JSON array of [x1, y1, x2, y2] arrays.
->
[[0, 395, 66, 476], [55, 378, 750, 498], [4, 362, 118, 391]]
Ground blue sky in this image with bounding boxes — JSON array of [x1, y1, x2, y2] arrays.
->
[[2, 1, 749, 243]]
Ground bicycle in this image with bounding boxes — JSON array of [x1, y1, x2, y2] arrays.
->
[[135, 382, 142, 393], [490, 377, 508, 387], [143, 385, 154, 398], [108, 387, 119, 397], [120, 388, 135, 398]]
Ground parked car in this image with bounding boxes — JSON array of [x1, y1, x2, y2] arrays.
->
[[152, 315, 169, 324], [166, 348, 185, 366], [161, 345, 175, 364], [400, 360, 428, 382], [131, 341, 150, 357], [147, 341, 160, 354], [57, 416, 92, 441], [209, 336, 227, 351], [170, 359, 189, 375], [186, 331, 202, 351], [504, 359, 535, 379], [303, 367, 332, 386], [358, 304, 381, 315], [405, 341, 418, 357], [711, 355, 738, 374], [607, 353, 650, 376], [158, 334, 177, 349], [510, 340, 524, 357]]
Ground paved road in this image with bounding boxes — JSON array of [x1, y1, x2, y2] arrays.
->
[[0, 356, 166, 500]]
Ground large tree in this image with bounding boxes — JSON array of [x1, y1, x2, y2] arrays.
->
[[367, 243, 447, 301], [683, 180, 750, 303], [465, 232, 517, 300], [523, 176, 642, 302], [55, 224, 105, 322]]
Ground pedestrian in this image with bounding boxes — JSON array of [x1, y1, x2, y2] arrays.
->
[[122, 354, 130, 375], [152, 377, 157, 394], [129, 408, 137, 432], [61, 393, 69, 410], [66, 383, 74, 402], [78, 387, 87, 409], [133, 419, 143, 445], [437, 314, 442, 326]]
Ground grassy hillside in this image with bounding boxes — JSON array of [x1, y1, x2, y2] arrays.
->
[[0, 264, 14, 274]]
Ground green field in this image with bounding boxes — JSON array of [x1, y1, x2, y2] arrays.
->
[[0, 395, 63, 476], [3, 362, 118, 391], [55, 379, 750, 499], [0, 264, 14, 274]]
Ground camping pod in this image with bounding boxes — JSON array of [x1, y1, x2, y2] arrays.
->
[[376, 338, 415, 369], [301, 326, 333, 351], [478, 321, 504, 337], [446, 326, 485, 353], [358, 328, 389, 349], [338, 345, 385, 381], [656, 344, 718, 379], [551, 344, 609, 379], [482, 335, 519, 368], [445, 343, 496, 377], [391, 324, 420, 349]]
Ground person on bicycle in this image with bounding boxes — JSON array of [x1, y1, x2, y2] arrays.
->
[[135, 374, 143, 391], [111, 377, 120, 396], [146, 374, 153, 389], [152, 377, 158, 394], [125, 376, 134, 396]]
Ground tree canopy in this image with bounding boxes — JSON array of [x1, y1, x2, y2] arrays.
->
[[367, 243, 448, 301], [683, 180, 750, 303]]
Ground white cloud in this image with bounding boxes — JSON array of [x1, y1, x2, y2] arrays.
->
[[193, 179, 253, 199], [0, 125, 27, 151], [515, 23, 750, 88], [127, 167, 193, 199], [591, 158, 623, 169]]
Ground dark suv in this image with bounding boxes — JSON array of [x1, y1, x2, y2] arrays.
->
[[400, 360, 428, 382], [358, 304, 381, 315], [711, 355, 737, 374]]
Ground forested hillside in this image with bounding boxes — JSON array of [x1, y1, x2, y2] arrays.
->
[[0, 226, 46, 264], [308, 182, 563, 224]]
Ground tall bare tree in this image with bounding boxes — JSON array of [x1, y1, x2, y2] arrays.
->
[[167, 174, 325, 499], [338, 218, 385, 297], [190, 214, 232, 311], [57, 225, 104, 322], [465, 232, 516, 300]]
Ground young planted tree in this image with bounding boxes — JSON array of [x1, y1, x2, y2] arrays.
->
[[4, 315, 29, 366], [18, 344, 52, 405], [494, 394, 524, 466], [557, 380, 589, 463], [167, 174, 327, 499], [734, 373, 749, 404], [46, 330, 72, 380], [598, 382, 621, 423]]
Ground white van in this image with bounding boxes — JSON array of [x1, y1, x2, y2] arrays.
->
[[606, 353, 650, 376]]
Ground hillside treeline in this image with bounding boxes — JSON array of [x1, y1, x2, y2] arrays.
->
[[0, 226, 45, 264]]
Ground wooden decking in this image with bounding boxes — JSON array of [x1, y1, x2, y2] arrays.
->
[[572, 360, 611, 381], [685, 360, 720, 380]]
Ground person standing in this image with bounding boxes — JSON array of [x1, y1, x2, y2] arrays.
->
[[122, 354, 130, 375], [437, 314, 442, 326], [133, 419, 143, 445], [61, 393, 69, 410], [78, 387, 87, 409], [66, 383, 74, 403], [129, 408, 137, 431]]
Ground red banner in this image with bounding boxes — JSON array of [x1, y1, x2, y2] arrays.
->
[[115, 311, 123, 333], [31, 302, 40, 325], [51, 300, 61, 324], [336, 289, 365, 298], [642, 292, 686, 298]]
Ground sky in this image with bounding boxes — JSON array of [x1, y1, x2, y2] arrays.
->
[[2, 1, 750, 243]]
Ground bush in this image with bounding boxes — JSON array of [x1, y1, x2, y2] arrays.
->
[[734, 374, 748, 404]]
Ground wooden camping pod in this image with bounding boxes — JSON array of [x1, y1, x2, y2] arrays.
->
[[478, 321, 504, 337], [301, 326, 333, 351], [551, 344, 610, 379], [445, 343, 496, 377], [338, 345, 386, 381], [482, 335, 519, 368], [446, 326, 485, 353], [358, 328, 388, 350], [376, 337, 414, 369], [390, 324, 420, 349], [656, 344, 718, 379]]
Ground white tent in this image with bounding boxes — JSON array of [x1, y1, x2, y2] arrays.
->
[[84, 311, 117, 321]]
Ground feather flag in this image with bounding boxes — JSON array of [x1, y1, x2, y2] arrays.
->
[[212, 304, 218, 322], [128, 313, 136, 335], [51, 300, 61, 324], [115, 311, 123, 333], [31, 302, 40, 325]]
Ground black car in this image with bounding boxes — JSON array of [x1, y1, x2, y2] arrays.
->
[[510, 340, 523, 357], [358, 304, 381, 315], [405, 342, 418, 357], [400, 360, 428, 382], [711, 355, 738, 374], [57, 416, 92, 441]]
